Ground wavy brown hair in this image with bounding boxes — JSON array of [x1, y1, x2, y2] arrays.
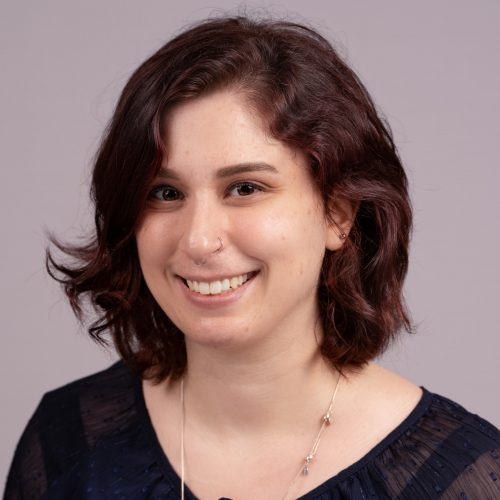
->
[[47, 14, 413, 382]]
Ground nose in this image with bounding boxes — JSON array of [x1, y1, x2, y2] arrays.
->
[[178, 195, 226, 265]]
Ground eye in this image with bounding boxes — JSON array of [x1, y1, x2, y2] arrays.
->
[[148, 185, 183, 202], [227, 182, 263, 197]]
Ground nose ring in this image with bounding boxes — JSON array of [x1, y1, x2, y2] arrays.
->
[[213, 237, 224, 254], [194, 237, 224, 266]]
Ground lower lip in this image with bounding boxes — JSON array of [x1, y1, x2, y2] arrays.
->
[[177, 272, 259, 308]]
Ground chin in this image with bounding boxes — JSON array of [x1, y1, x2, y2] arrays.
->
[[185, 333, 246, 352], [183, 322, 256, 350]]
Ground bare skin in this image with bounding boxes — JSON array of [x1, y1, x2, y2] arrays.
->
[[143, 360, 422, 500]]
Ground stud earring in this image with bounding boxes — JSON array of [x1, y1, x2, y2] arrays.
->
[[332, 219, 347, 240]]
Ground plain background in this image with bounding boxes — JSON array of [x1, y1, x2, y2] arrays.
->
[[1, 0, 499, 487]]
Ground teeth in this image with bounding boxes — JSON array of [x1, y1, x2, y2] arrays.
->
[[209, 281, 222, 294], [186, 273, 252, 295]]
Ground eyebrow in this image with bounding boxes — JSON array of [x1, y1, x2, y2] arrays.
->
[[157, 162, 279, 180]]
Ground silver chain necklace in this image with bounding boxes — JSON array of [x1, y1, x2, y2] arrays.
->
[[180, 373, 341, 500]]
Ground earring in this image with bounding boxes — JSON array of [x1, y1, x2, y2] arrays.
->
[[332, 219, 347, 240]]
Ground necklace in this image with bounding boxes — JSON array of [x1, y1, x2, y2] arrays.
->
[[180, 373, 341, 500]]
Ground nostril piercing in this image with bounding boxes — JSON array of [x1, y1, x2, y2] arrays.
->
[[213, 237, 224, 254]]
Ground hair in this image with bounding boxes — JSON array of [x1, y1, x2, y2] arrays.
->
[[47, 14, 413, 383]]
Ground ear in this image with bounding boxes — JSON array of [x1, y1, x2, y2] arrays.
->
[[325, 197, 357, 251]]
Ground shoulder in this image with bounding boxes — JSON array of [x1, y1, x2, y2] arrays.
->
[[425, 389, 500, 437], [331, 364, 500, 498], [4, 360, 140, 499], [41, 358, 135, 415], [39, 359, 138, 460], [377, 365, 500, 496], [343, 362, 499, 448], [375, 386, 500, 498], [44, 357, 133, 396], [37, 359, 137, 441], [419, 389, 500, 462]]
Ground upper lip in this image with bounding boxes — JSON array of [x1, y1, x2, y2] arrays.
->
[[177, 271, 258, 282]]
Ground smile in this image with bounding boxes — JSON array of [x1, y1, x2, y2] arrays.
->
[[182, 271, 259, 296]]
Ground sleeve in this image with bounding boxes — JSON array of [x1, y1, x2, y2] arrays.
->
[[3, 396, 49, 500]]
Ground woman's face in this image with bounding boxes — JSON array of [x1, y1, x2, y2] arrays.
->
[[136, 90, 339, 349]]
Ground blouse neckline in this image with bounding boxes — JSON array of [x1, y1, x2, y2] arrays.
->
[[132, 369, 433, 499]]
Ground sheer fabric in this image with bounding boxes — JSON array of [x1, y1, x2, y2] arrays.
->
[[4, 361, 500, 499]]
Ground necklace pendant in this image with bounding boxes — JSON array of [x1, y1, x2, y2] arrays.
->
[[323, 413, 331, 425], [303, 454, 313, 475]]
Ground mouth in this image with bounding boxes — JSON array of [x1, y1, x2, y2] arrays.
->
[[179, 270, 260, 296]]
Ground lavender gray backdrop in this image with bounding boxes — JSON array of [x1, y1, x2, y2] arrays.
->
[[2, 0, 499, 486]]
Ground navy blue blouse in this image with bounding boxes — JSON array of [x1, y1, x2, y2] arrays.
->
[[4, 360, 500, 499]]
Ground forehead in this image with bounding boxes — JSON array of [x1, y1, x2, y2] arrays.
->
[[162, 91, 304, 175]]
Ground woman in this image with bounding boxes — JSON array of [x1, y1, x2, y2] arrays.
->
[[4, 15, 500, 500]]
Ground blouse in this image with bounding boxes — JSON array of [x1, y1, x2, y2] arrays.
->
[[4, 360, 500, 499]]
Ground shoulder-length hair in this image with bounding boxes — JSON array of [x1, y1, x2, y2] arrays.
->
[[48, 15, 413, 382]]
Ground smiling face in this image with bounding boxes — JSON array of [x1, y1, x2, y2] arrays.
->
[[135, 90, 340, 350]]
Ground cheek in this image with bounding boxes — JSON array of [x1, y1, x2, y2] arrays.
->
[[135, 217, 177, 269], [235, 202, 326, 269], [235, 209, 289, 254]]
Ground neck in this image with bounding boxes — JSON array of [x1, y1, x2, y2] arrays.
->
[[178, 326, 339, 441]]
